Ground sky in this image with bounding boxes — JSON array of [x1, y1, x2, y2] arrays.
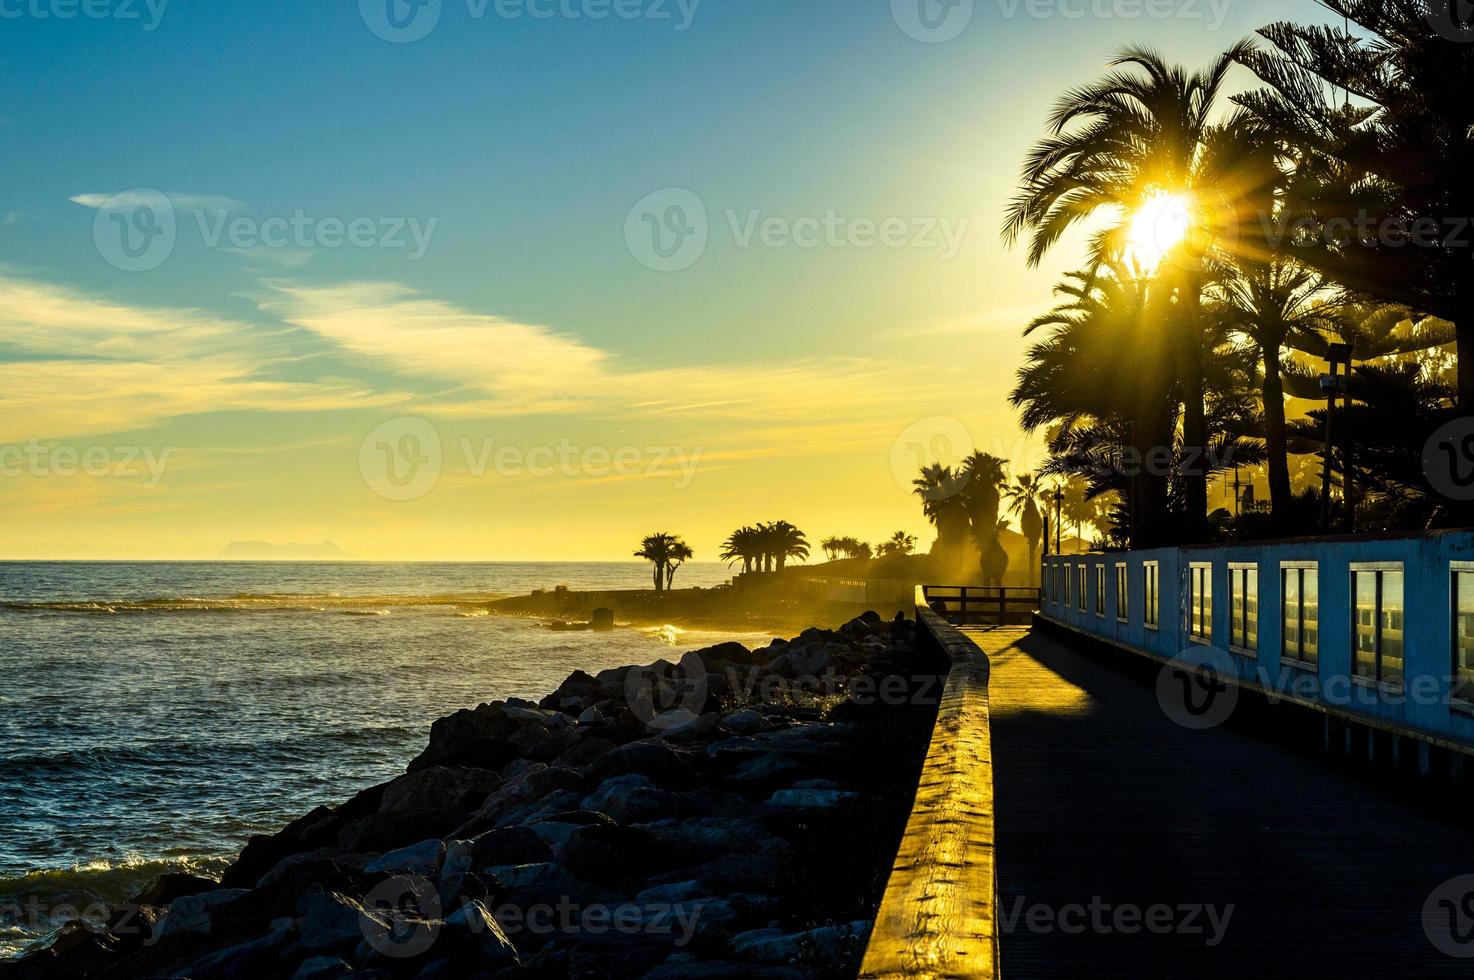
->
[[0, 0, 1328, 560]]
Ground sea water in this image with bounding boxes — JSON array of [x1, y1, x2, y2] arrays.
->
[[0, 561, 767, 957]]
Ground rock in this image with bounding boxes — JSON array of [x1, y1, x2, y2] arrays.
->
[[590, 607, 615, 630], [439, 900, 519, 966], [253, 848, 339, 891], [551, 734, 616, 769], [634, 879, 707, 903], [290, 955, 353, 980], [380, 766, 502, 814], [577, 705, 603, 725], [767, 788, 860, 808], [558, 824, 663, 885], [501, 759, 545, 780], [586, 740, 698, 788], [408, 702, 523, 773], [289, 887, 384, 956], [440, 839, 474, 886], [469, 827, 555, 868], [364, 838, 445, 876], [720, 709, 766, 735], [340, 807, 464, 854], [730, 921, 872, 964], [126, 871, 219, 908], [644, 959, 804, 980], [580, 773, 688, 824], [153, 887, 250, 939], [764, 642, 839, 678], [662, 711, 725, 743], [524, 726, 582, 761], [505, 704, 573, 730], [170, 917, 294, 979]]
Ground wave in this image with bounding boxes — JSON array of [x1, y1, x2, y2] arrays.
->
[[0, 724, 422, 777], [0, 855, 229, 959], [0, 592, 510, 615]]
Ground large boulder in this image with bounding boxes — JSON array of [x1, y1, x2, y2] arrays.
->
[[380, 766, 502, 814], [364, 839, 445, 877], [586, 741, 698, 789], [407, 702, 524, 773], [468, 827, 554, 868]]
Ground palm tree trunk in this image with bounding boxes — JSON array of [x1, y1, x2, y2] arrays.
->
[[1261, 340, 1293, 526], [653, 563, 663, 592], [1179, 278, 1209, 542]]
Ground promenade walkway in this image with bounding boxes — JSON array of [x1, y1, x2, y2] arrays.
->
[[965, 626, 1474, 978]]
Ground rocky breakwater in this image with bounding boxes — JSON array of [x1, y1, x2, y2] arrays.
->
[[5, 612, 947, 980]]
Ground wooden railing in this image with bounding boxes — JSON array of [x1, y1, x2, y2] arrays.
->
[[860, 588, 1000, 979], [922, 585, 1040, 627]]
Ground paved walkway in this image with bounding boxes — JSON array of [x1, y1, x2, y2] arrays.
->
[[965, 627, 1474, 978]]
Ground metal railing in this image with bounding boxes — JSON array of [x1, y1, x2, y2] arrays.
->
[[922, 585, 1041, 627]]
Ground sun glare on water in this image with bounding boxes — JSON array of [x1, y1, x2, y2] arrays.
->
[[1126, 192, 1195, 272]]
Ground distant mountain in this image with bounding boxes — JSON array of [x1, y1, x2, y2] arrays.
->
[[216, 540, 351, 560]]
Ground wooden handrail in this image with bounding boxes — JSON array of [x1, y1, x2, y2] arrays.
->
[[860, 592, 1000, 979]]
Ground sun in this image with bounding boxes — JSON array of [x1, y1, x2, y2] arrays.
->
[[1126, 192, 1195, 272]]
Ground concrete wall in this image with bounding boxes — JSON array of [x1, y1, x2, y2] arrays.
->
[[1039, 531, 1474, 750]]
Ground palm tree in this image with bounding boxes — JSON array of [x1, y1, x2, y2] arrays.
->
[[1005, 473, 1047, 583], [820, 536, 844, 562], [634, 532, 690, 593], [763, 521, 810, 571], [1207, 255, 1346, 523], [913, 462, 972, 575], [962, 452, 1009, 581], [663, 538, 693, 590], [981, 517, 1012, 588], [720, 526, 762, 574], [1234, 2, 1474, 407], [878, 531, 916, 558], [1003, 43, 1264, 540]]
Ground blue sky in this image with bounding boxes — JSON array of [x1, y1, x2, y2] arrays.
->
[[0, 0, 1326, 559]]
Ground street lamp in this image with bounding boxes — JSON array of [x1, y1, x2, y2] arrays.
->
[[1319, 342, 1354, 533]]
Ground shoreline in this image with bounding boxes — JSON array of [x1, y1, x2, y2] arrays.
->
[[5, 611, 943, 979]]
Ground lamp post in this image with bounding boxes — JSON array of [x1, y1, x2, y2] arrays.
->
[[1319, 343, 1354, 533], [1052, 483, 1064, 555]]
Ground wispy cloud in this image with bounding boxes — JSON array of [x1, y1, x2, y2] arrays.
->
[[0, 276, 390, 441], [69, 191, 246, 211], [262, 281, 961, 424]]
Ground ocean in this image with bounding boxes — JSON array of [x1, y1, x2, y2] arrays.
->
[[0, 561, 771, 958]]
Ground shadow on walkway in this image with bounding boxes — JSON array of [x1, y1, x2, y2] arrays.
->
[[972, 628, 1474, 978]]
